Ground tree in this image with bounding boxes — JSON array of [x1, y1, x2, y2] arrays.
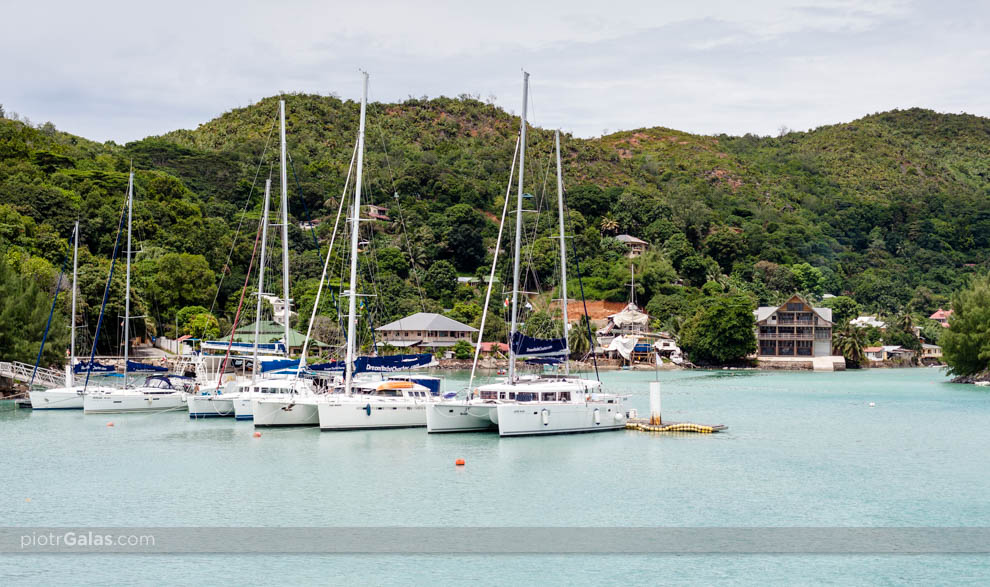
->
[[833, 323, 868, 367], [424, 260, 457, 301], [149, 253, 216, 318], [791, 263, 824, 295], [568, 315, 593, 359], [183, 312, 220, 340], [679, 295, 756, 364], [0, 260, 69, 367], [705, 229, 744, 272], [452, 339, 473, 360], [942, 274, 990, 377], [176, 305, 210, 330], [818, 295, 859, 325]]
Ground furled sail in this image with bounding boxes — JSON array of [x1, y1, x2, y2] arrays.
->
[[73, 360, 115, 374], [125, 360, 168, 373], [309, 353, 433, 373]]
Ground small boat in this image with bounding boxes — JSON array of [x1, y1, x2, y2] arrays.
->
[[316, 379, 435, 430]]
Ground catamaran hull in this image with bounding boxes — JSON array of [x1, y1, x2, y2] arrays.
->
[[317, 400, 429, 431], [83, 393, 186, 414], [494, 401, 626, 436], [426, 402, 496, 433], [28, 388, 84, 410], [253, 399, 319, 427], [233, 397, 254, 420], [187, 395, 235, 418]]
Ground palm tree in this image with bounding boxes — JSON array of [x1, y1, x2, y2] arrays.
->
[[895, 311, 914, 334], [599, 214, 619, 236], [568, 315, 594, 360], [833, 323, 868, 367]]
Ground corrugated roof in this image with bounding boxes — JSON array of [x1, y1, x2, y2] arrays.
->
[[615, 234, 648, 245], [376, 313, 478, 332]]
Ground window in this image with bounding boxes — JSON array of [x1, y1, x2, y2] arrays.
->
[[786, 302, 802, 311]]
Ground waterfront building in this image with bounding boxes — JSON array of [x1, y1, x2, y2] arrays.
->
[[375, 313, 477, 354], [754, 295, 834, 358], [865, 345, 917, 363]]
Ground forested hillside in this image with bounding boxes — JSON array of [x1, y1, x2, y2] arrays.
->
[[2, 94, 988, 364]]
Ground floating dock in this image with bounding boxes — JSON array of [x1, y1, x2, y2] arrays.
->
[[625, 418, 726, 434]]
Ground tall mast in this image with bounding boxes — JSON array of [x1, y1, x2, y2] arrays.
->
[[123, 170, 133, 383], [253, 179, 271, 379], [508, 71, 528, 384], [345, 72, 369, 394], [555, 130, 569, 375], [68, 220, 79, 386], [630, 263, 635, 305], [279, 100, 291, 355]]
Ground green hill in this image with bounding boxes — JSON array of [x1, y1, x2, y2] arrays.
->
[[2, 94, 987, 360]]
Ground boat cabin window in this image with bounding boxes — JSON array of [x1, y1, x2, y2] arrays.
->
[[516, 393, 534, 402], [499, 392, 507, 400], [508, 393, 515, 400], [481, 391, 497, 400], [541, 393, 556, 401], [559, 392, 570, 401], [375, 389, 402, 397]]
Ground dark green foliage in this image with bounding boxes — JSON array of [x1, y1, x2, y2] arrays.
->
[[818, 296, 859, 325], [452, 339, 473, 360], [0, 260, 68, 367], [424, 260, 457, 302], [679, 294, 756, 364], [942, 274, 990, 376]]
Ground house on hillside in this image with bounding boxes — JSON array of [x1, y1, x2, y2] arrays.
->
[[375, 313, 477, 354], [614, 234, 649, 258], [930, 309, 953, 327], [368, 205, 390, 221], [921, 343, 943, 363], [754, 295, 834, 358]]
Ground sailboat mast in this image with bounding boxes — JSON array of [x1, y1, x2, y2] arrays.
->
[[253, 179, 271, 378], [345, 72, 369, 394], [279, 100, 291, 354], [508, 70, 528, 383], [555, 130, 569, 375], [69, 220, 79, 386], [630, 264, 635, 305], [123, 171, 133, 382]]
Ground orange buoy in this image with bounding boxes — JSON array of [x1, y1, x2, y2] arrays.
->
[[455, 459, 465, 466], [253, 431, 262, 438], [106, 422, 114, 427]]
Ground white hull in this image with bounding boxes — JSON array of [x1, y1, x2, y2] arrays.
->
[[234, 396, 255, 420], [83, 391, 187, 414], [494, 400, 626, 436], [426, 401, 496, 433], [28, 388, 86, 410], [187, 394, 236, 418], [318, 397, 431, 430], [253, 397, 319, 427]]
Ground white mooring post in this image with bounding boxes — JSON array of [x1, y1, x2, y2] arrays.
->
[[649, 381, 662, 425]]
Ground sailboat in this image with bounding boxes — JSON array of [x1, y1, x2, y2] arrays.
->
[[84, 171, 192, 414], [29, 221, 116, 409], [313, 72, 436, 431], [427, 72, 627, 435], [250, 99, 323, 427]]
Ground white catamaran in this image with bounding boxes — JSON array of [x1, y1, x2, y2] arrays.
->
[[427, 72, 627, 436]]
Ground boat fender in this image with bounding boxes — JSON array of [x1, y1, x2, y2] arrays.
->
[[364, 403, 372, 416], [593, 408, 600, 425], [541, 409, 549, 426]]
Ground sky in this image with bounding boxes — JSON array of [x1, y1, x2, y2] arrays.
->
[[3, 0, 989, 142]]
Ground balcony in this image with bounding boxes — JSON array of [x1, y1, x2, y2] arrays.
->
[[759, 333, 815, 340]]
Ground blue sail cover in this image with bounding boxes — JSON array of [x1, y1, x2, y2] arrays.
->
[[259, 359, 301, 373], [525, 357, 565, 365], [309, 354, 433, 374], [511, 332, 568, 358], [125, 360, 168, 373], [74, 360, 115, 374]]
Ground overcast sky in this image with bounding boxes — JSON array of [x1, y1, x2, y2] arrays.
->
[[3, 0, 988, 142]]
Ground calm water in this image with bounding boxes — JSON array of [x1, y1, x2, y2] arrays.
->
[[1, 368, 989, 585]]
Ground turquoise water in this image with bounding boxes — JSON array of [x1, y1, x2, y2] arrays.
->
[[2, 368, 989, 584]]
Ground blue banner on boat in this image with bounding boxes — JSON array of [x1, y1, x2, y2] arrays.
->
[[309, 354, 433, 374], [125, 360, 168, 372], [511, 332, 568, 357], [357, 354, 433, 373], [73, 360, 115, 374]]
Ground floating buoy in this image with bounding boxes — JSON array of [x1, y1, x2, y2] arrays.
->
[[869, 402, 876, 408], [25, 498, 31, 503], [455, 459, 465, 466], [253, 431, 262, 438], [106, 422, 114, 427]]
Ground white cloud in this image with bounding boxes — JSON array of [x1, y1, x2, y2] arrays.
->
[[2, 0, 987, 142]]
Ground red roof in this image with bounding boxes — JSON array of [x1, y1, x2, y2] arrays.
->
[[176, 335, 192, 342], [864, 346, 883, 352], [929, 309, 953, 320], [480, 342, 508, 352]]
